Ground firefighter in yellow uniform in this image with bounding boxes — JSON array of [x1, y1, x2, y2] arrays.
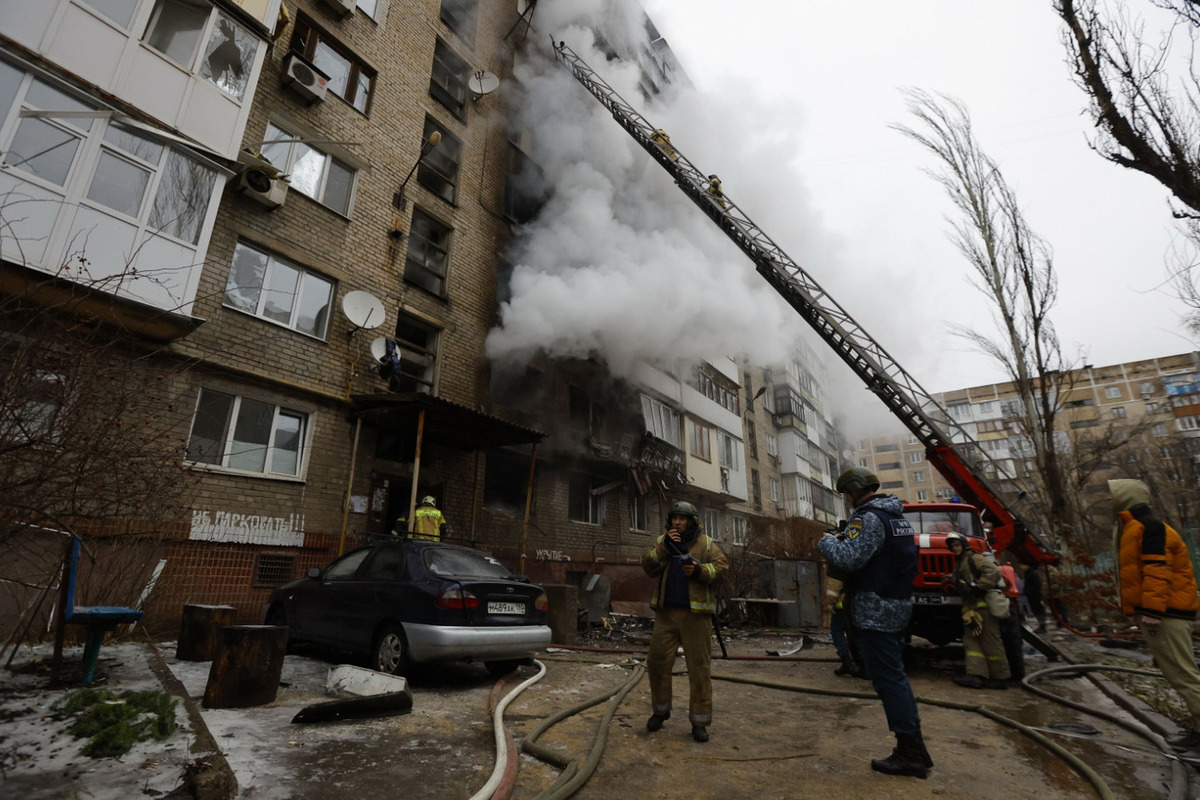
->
[[393, 496, 447, 540], [642, 500, 728, 743]]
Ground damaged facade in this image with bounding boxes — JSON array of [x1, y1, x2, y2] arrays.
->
[[0, 0, 843, 634]]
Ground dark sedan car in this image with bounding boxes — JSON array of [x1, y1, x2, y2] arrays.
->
[[265, 539, 551, 675]]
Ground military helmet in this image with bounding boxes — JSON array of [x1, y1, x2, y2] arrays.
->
[[421, 495, 436, 506], [668, 500, 699, 520], [835, 467, 880, 494]]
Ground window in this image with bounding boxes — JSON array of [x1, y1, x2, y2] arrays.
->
[[261, 122, 355, 214], [877, 461, 901, 471], [642, 396, 681, 448], [440, 0, 479, 41], [144, 1, 254, 100], [1111, 406, 1127, 419], [484, 449, 530, 511], [689, 419, 712, 461], [387, 314, 439, 394], [1179, 415, 1200, 432], [907, 434, 920, 445], [505, 142, 544, 223], [882, 481, 904, 489], [769, 478, 780, 503], [696, 366, 739, 414], [916, 490, 928, 502], [858, 458, 867, 467], [1103, 386, 1120, 399], [292, 16, 375, 112], [82, 0, 138, 27], [731, 516, 748, 546], [224, 242, 333, 338], [766, 434, 778, 462], [746, 420, 758, 459], [751, 470, 761, 510], [912, 470, 926, 482], [718, 431, 739, 472], [704, 509, 721, 540], [418, 117, 462, 204], [568, 473, 604, 524], [405, 209, 452, 295], [629, 494, 647, 532], [977, 402, 994, 414], [875, 443, 898, 452], [429, 40, 469, 117], [1140, 382, 1156, 396], [948, 403, 971, 420], [1154, 423, 1169, 437], [187, 389, 308, 476], [909, 452, 923, 463]]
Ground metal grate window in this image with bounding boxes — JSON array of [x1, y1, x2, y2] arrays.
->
[[254, 553, 295, 587]]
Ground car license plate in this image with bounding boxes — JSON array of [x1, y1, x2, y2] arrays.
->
[[488, 601, 525, 615]]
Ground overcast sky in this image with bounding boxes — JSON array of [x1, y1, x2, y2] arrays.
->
[[635, 0, 1194, 395]]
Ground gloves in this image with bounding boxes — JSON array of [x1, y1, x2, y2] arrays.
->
[[962, 608, 983, 637], [1140, 613, 1162, 630]]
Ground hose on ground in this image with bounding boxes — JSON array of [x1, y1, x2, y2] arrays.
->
[[467, 659, 547, 800], [1023, 663, 1189, 800], [710, 671, 1116, 800], [522, 663, 645, 800]]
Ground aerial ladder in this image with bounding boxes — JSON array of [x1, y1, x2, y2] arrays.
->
[[552, 40, 1057, 567]]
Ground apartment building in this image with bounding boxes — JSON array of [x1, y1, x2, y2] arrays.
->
[[848, 351, 1200, 546], [0, 0, 845, 632]]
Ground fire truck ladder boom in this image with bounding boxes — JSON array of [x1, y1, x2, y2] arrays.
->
[[552, 40, 1056, 564]]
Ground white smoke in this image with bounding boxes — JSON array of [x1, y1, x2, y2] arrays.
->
[[487, 3, 827, 379]]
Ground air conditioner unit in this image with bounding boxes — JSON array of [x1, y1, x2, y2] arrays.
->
[[235, 166, 288, 209], [282, 53, 328, 104], [319, 0, 356, 17]]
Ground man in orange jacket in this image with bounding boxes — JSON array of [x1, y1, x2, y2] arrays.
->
[[1111, 478, 1200, 752]]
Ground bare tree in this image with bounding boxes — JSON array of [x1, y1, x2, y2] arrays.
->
[[893, 90, 1076, 550], [1056, 0, 1200, 327]]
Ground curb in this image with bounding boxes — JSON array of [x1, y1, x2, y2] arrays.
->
[[142, 637, 239, 800]]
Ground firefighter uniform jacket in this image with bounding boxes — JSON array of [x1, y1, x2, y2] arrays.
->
[[413, 505, 446, 541], [642, 528, 728, 615], [1111, 479, 1199, 620]]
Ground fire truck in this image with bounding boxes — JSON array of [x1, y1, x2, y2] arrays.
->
[[551, 41, 1059, 649]]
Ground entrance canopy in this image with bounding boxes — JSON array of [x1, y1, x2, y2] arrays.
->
[[351, 392, 544, 450]]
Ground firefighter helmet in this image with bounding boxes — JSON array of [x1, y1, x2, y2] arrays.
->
[[420, 495, 436, 506], [944, 532, 969, 549], [835, 467, 880, 494], [668, 500, 699, 520]]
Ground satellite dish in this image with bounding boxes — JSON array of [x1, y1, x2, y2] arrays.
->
[[470, 70, 500, 97], [370, 337, 389, 363], [342, 290, 385, 330]]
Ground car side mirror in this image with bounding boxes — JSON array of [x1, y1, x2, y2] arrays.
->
[[307, 567, 321, 579]]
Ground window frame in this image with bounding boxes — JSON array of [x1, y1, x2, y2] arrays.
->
[[641, 395, 681, 449], [142, 0, 256, 101], [404, 208, 452, 295], [568, 473, 605, 524], [387, 312, 440, 394], [291, 15, 376, 113], [731, 516, 748, 546], [429, 39, 469, 118], [689, 418, 712, 462], [261, 121, 357, 215], [223, 241, 335, 339], [186, 388, 310, 478], [439, 0, 479, 41], [417, 116, 462, 204]]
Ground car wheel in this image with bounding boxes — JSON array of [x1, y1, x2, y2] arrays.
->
[[485, 659, 526, 678], [374, 625, 408, 675]]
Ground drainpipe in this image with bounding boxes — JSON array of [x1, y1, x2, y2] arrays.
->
[[336, 418, 363, 556], [407, 409, 426, 533]]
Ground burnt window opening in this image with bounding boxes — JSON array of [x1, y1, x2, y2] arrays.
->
[[485, 449, 532, 513]]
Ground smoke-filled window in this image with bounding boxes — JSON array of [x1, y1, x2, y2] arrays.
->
[[405, 210, 452, 296], [418, 116, 461, 204], [429, 39, 469, 118], [439, 0, 479, 42]]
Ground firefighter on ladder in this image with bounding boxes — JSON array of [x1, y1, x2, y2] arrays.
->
[[706, 174, 727, 208]]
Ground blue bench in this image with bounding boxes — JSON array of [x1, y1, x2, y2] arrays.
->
[[62, 536, 143, 684]]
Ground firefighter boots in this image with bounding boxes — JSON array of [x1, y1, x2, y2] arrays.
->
[[646, 712, 670, 732], [870, 730, 931, 779], [691, 725, 709, 743], [953, 674, 984, 689]]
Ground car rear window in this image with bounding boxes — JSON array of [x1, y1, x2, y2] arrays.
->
[[425, 548, 513, 579]]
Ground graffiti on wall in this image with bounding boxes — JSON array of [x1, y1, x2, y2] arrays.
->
[[536, 549, 571, 561], [189, 509, 305, 547]]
